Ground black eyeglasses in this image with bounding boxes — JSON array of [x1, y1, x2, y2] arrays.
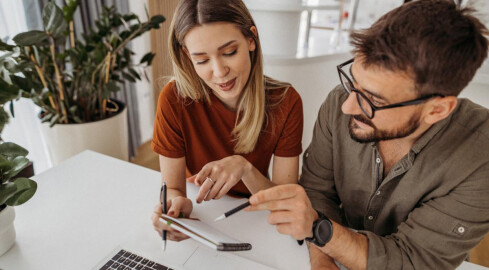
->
[[336, 58, 445, 119]]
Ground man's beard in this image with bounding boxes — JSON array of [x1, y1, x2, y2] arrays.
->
[[348, 112, 421, 143]]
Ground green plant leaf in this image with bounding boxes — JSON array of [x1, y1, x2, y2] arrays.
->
[[122, 72, 136, 83], [0, 181, 17, 205], [9, 100, 14, 118], [0, 107, 9, 134], [139, 52, 155, 65], [0, 39, 15, 50], [128, 68, 141, 81], [0, 142, 28, 158], [40, 112, 53, 123], [43, 2, 68, 37], [63, 0, 79, 22], [0, 81, 19, 104], [4, 177, 37, 206], [150, 15, 166, 25], [0, 154, 12, 174], [49, 114, 60, 127], [10, 75, 34, 93], [6, 156, 29, 179], [12, 30, 48, 46]]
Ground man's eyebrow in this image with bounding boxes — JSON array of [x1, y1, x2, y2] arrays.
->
[[190, 40, 236, 56], [349, 65, 387, 101]]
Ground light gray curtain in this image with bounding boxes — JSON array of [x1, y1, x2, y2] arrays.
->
[[22, 0, 141, 158]]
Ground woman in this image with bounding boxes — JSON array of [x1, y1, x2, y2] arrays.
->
[[151, 0, 303, 241]]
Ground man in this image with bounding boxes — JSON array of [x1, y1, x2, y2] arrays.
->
[[246, 0, 489, 269]]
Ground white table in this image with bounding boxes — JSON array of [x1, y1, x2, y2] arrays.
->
[[0, 151, 309, 270], [0, 151, 486, 270]]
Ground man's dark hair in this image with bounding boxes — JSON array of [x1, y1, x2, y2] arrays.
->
[[350, 0, 488, 96]]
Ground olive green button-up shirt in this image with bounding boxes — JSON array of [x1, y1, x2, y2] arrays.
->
[[299, 86, 489, 270]]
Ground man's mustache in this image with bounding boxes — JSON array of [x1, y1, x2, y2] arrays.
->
[[353, 115, 374, 127]]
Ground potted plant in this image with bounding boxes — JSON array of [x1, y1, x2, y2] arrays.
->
[[0, 53, 37, 256], [0, 142, 36, 256], [0, 1, 165, 164]]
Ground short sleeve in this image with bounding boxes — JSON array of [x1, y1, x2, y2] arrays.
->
[[273, 87, 303, 157], [151, 81, 186, 158]]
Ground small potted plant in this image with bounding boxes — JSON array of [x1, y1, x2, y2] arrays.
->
[[0, 142, 36, 256], [0, 0, 165, 164], [0, 59, 36, 256]]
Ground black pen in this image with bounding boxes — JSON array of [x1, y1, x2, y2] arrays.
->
[[161, 182, 167, 251], [214, 201, 251, 221]]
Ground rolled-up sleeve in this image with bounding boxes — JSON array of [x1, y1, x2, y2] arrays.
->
[[359, 162, 489, 270], [299, 90, 343, 224]]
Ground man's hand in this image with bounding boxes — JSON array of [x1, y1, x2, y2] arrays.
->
[[246, 184, 318, 240]]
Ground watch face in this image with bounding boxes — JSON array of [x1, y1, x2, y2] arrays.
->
[[316, 219, 333, 245]]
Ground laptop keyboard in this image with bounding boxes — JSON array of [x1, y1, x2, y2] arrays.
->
[[99, 249, 173, 270]]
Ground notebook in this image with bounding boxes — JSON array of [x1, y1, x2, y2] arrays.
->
[[159, 214, 252, 251]]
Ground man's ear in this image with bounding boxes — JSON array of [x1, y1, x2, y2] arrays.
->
[[423, 96, 458, 125], [248, 26, 257, 52]]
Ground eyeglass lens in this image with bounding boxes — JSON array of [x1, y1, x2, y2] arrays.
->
[[339, 71, 374, 118]]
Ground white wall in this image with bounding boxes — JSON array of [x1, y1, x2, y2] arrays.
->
[[128, 1, 155, 144]]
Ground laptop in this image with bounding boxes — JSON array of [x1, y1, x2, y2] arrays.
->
[[92, 242, 276, 270]]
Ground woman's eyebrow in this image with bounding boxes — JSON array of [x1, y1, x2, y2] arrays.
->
[[190, 40, 237, 56]]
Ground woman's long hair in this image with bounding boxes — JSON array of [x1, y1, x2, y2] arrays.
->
[[168, 0, 290, 154]]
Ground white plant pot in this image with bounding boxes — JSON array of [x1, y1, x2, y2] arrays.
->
[[40, 101, 129, 165], [0, 206, 16, 257], [244, 0, 302, 56]]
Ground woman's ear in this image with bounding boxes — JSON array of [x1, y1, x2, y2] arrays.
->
[[248, 26, 257, 52], [423, 96, 458, 125]]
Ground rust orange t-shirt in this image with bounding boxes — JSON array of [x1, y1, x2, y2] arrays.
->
[[151, 81, 303, 196]]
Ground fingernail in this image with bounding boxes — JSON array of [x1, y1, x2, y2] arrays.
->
[[168, 211, 174, 216], [250, 197, 257, 204]]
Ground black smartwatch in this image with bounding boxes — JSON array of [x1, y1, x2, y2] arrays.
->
[[305, 211, 333, 247]]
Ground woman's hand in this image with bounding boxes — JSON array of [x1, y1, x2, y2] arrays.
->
[[190, 155, 251, 203], [151, 196, 193, 241]]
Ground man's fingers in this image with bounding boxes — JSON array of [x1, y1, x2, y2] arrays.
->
[[250, 184, 303, 205], [275, 223, 302, 240], [267, 210, 294, 225], [247, 197, 296, 212]]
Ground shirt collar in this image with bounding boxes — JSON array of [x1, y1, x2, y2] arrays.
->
[[368, 108, 455, 154], [410, 111, 453, 154]]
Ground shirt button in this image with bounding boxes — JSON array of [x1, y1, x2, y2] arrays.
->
[[305, 152, 309, 158], [376, 158, 381, 163], [458, 226, 465, 234], [376, 190, 381, 196], [368, 216, 374, 220]]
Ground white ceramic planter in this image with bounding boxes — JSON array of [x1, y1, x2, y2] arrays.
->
[[0, 206, 16, 257], [40, 101, 129, 165], [244, 0, 302, 56]]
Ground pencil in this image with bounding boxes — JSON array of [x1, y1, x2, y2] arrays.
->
[[214, 201, 250, 221], [161, 182, 167, 251]]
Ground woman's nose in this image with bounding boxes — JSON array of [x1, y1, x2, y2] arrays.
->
[[213, 59, 229, 78]]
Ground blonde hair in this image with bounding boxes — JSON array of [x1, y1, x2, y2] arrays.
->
[[168, 0, 290, 153]]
